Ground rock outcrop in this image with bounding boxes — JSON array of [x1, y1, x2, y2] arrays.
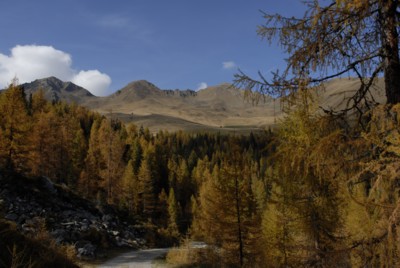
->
[[21, 76, 94, 104], [0, 172, 145, 259]]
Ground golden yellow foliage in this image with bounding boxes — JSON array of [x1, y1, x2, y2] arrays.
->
[[336, 0, 370, 10]]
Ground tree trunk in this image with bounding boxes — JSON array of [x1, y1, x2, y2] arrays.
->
[[381, 0, 400, 104], [234, 171, 244, 267]]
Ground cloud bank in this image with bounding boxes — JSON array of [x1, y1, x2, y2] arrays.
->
[[0, 45, 111, 96], [222, 61, 237, 70]]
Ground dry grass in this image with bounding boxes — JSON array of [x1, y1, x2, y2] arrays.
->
[[165, 240, 222, 268], [0, 219, 78, 268]]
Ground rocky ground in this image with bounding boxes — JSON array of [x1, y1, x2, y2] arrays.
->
[[0, 172, 146, 259]]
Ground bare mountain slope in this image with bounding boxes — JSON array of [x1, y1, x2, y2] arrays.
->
[[22, 76, 94, 104], [317, 77, 386, 111], [19, 77, 386, 133], [82, 80, 279, 132]]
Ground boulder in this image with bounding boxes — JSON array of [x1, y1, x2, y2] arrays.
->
[[76, 242, 97, 258]]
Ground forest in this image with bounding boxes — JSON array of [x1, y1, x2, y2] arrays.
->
[[1, 78, 400, 267]]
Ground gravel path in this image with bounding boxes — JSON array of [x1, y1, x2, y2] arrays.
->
[[96, 248, 170, 268]]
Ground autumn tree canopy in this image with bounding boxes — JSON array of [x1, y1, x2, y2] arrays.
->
[[235, 0, 400, 110]]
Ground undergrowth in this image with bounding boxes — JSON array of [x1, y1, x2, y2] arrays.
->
[[0, 219, 78, 268]]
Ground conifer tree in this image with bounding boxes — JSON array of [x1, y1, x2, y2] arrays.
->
[[195, 152, 260, 267], [263, 98, 345, 266], [131, 138, 143, 175], [176, 158, 192, 223], [262, 173, 304, 266], [167, 188, 180, 238], [120, 159, 140, 213], [57, 108, 87, 185], [0, 82, 31, 171], [235, 0, 400, 108], [157, 189, 169, 227], [29, 111, 58, 177], [138, 157, 157, 219], [98, 119, 126, 204], [167, 158, 178, 191], [30, 89, 49, 115], [79, 118, 104, 199]]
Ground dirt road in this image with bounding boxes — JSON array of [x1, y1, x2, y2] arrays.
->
[[96, 248, 170, 268]]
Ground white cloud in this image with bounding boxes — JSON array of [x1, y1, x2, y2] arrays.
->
[[0, 45, 73, 84], [72, 70, 111, 96], [222, 61, 237, 70], [0, 45, 111, 96], [196, 82, 208, 91]]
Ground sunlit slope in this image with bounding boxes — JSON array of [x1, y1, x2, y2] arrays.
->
[[83, 80, 279, 132], [21, 77, 385, 133]]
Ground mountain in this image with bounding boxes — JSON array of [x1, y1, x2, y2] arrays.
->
[[22, 76, 94, 104], [19, 77, 386, 133], [317, 77, 386, 111], [111, 80, 162, 100], [82, 80, 278, 132]]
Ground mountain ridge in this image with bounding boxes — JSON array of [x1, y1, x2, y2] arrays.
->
[[16, 76, 386, 133]]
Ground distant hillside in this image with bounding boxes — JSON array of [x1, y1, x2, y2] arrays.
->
[[18, 77, 278, 132], [19, 77, 386, 133], [85, 80, 279, 132], [316, 77, 386, 111]]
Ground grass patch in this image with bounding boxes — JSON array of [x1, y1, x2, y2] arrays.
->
[[166, 241, 221, 268]]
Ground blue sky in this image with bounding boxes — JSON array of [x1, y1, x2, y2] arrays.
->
[[0, 0, 306, 96]]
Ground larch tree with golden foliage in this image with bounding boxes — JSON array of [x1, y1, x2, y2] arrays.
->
[[98, 118, 126, 204], [235, 0, 400, 110], [263, 101, 346, 267], [29, 110, 58, 178], [79, 118, 104, 199], [194, 151, 261, 267], [0, 82, 31, 172]]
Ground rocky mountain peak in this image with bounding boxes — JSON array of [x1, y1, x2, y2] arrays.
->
[[124, 80, 159, 91], [112, 80, 162, 100], [21, 77, 94, 104], [38, 76, 64, 87]]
